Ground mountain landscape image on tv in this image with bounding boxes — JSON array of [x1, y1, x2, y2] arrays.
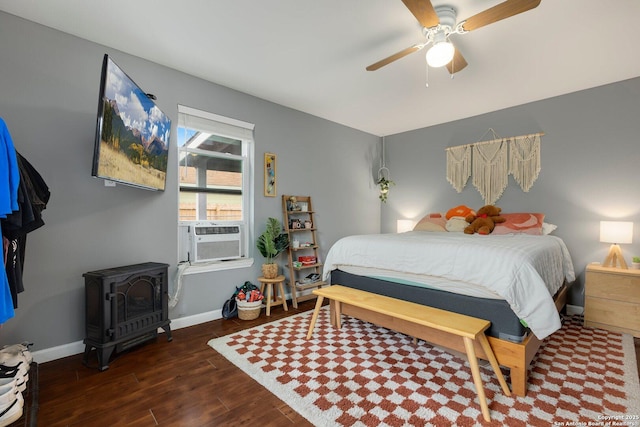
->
[[92, 54, 171, 191]]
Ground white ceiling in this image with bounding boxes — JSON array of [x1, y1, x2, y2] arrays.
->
[[2, 0, 640, 136]]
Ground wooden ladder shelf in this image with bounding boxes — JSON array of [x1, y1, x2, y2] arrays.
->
[[282, 195, 327, 308]]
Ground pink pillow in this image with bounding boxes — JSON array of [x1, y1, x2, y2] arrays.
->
[[493, 213, 545, 235], [413, 214, 447, 232]]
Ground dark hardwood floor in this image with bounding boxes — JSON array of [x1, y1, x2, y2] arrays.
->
[[18, 300, 320, 427], [9, 304, 640, 427]]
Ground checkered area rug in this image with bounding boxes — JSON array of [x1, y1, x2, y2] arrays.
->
[[208, 310, 640, 426]]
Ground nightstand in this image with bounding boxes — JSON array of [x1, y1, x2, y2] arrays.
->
[[584, 264, 640, 337]]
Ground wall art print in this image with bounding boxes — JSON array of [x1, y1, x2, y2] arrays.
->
[[264, 152, 276, 197]]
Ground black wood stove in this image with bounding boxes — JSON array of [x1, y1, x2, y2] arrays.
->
[[82, 262, 172, 370]]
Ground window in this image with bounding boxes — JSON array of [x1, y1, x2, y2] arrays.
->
[[177, 105, 254, 270]]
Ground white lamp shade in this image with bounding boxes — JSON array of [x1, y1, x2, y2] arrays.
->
[[600, 221, 633, 244], [397, 220, 415, 233], [426, 41, 455, 68]]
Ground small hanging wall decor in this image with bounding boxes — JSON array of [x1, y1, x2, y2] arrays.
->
[[264, 152, 277, 197], [445, 129, 543, 205], [377, 136, 394, 203]]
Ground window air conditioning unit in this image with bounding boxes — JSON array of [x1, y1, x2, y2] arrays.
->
[[187, 222, 242, 262]]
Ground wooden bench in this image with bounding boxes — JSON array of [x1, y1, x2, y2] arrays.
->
[[306, 285, 511, 422]]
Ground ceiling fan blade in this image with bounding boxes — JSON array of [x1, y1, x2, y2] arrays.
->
[[401, 0, 440, 28], [366, 44, 425, 71], [445, 47, 468, 74], [462, 0, 541, 32]]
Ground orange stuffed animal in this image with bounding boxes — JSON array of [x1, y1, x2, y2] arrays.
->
[[446, 205, 474, 220], [464, 205, 506, 235]]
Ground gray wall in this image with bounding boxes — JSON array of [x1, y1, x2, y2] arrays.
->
[[382, 78, 640, 305], [0, 11, 380, 353], [2, 9, 639, 358]]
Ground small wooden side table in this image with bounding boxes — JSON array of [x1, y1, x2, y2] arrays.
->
[[257, 275, 288, 316], [584, 264, 640, 337]]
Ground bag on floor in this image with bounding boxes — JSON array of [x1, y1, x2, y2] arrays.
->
[[222, 296, 237, 319]]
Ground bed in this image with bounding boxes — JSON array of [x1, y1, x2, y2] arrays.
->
[[322, 230, 575, 396]]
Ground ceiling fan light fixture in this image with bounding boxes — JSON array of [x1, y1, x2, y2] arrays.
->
[[426, 40, 454, 68]]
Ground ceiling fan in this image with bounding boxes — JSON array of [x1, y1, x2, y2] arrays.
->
[[366, 0, 541, 74]]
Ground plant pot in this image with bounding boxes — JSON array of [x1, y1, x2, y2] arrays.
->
[[262, 263, 278, 279], [632, 262, 640, 270]]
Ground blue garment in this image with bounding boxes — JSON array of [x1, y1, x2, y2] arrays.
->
[[1, 118, 19, 217], [0, 118, 18, 323], [0, 245, 14, 324]]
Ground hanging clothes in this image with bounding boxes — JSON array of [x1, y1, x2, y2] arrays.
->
[[2, 152, 50, 308], [0, 118, 19, 323], [0, 118, 19, 218]]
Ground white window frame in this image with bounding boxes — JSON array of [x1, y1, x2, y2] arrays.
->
[[177, 105, 255, 273]]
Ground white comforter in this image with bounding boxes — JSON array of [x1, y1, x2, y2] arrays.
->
[[322, 232, 575, 340]]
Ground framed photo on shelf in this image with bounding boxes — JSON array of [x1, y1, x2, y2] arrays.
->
[[264, 152, 277, 197]]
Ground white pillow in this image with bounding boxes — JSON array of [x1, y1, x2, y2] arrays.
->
[[445, 217, 468, 232], [413, 214, 447, 232], [542, 222, 557, 235]]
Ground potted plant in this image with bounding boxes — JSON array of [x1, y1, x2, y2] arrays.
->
[[377, 177, 395, 203], [632, 256, 640, 270], [256, 217, 289, 278]]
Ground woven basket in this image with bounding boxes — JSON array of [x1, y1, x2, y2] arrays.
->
[[237, 299, 262, 320]]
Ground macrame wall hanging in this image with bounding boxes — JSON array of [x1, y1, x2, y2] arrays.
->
[[445, 129, 543, 205], [509, 133, 542, 192], [445, 144, 471, 193]]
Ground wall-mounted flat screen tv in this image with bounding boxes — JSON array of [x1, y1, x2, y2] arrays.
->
[[92, 54, 171, 191]]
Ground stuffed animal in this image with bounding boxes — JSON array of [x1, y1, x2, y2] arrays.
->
[[445, 205, 476, 231], [464, 205, 506, 235], [446, 205, 475, 220]]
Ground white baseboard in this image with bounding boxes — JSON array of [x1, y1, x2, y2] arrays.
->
[[32, 341, 86, 365], [169, 309, 222, 330], [566, 304, 584, 316], [31, 309, 223, 365]]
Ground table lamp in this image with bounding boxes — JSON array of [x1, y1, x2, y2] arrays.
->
[[397, 220, 415, 233], [600, 221, 633, 269]]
